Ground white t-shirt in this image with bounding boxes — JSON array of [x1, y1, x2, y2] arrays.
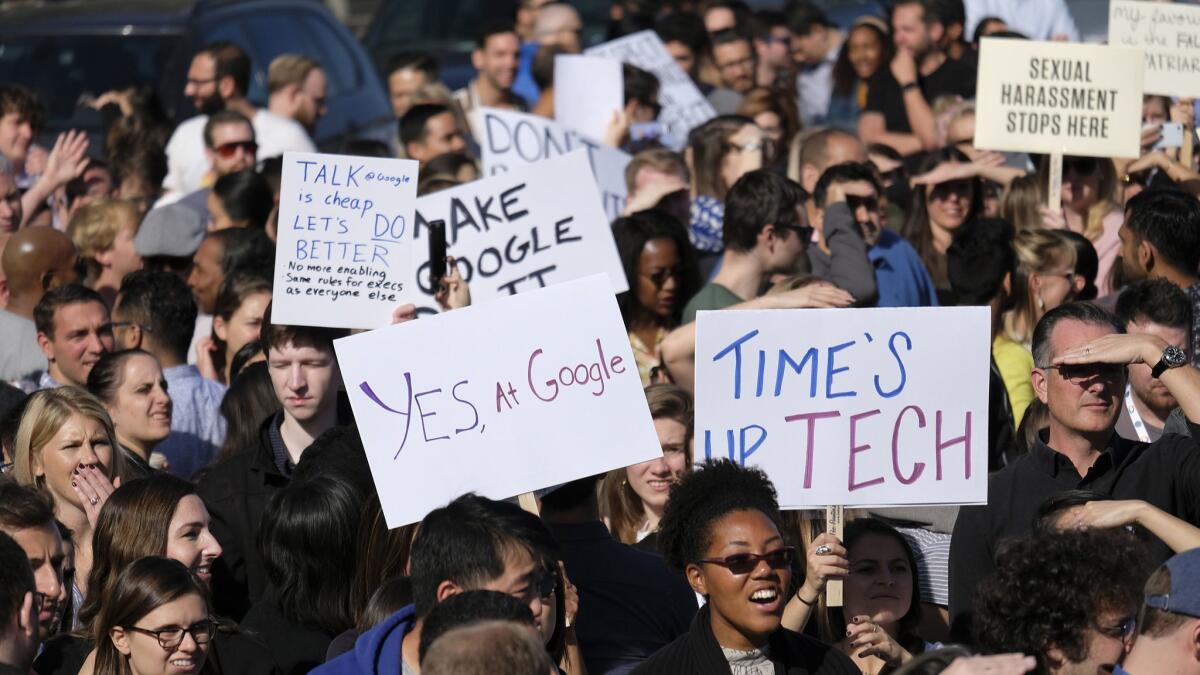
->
[[162, 109, 317, 196], [964, 0, 1080, 42]]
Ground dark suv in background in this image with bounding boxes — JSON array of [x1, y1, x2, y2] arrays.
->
[[0, 0, 393, 151]]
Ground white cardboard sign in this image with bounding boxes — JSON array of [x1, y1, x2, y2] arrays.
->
[[273, 151, 418, 329], [694, 307, 990, 509], [480, 107, 631, 222], [336, 274, 662, 527], [586, 30, 716, 150], [554, 55, 624, 142], [1110, 0, 1200, 98], [974, 38, 1145, 159], [410, 150, 627, 312]]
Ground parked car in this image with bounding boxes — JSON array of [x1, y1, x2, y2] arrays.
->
[[0, 0, 394, 152]]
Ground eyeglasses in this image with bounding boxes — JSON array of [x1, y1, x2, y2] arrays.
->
[[213, 140, 257, 159], [537, 572, 557, 599], [717, 55, 756, 73], [126, 620, 217, 650], [1042, 363, 1126, 383], [1065, 157, 1099, 177], [845, 194, 880, 213], [788, 224, 816, 244], [186, 77, 217, 88], [644, 265, 684, 288], [1096, 616, 1137, 643], [696, 547, 796, 575]]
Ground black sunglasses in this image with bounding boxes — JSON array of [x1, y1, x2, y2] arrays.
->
[[1065, 157, 1099, 176], [696, 547, 796, 575]]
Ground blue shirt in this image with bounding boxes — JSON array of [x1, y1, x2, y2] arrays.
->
[[157, 364, 226, 479], [869, 228, 940, 308], [512, 41, 541, 109]]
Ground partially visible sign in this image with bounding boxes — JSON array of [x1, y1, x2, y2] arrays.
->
[[273, 152, 418, 329], [479, 108, 631, 221], [974, 38, 1144, 158], [1110, 0, 1200, 98], [587, 30, 716, 149], [694, 307, 990, 509], [337, 275, 662, 527], [554, 54, 623, 142], [410, 150, 628, 312]]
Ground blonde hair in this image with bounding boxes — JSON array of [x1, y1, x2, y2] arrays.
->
[[624, 148, 688, 194], [12, 387, 125, 491], [268, 54, 319, 94], [66, 199, 139, 284], [1040, 156, 1118, 242], [1000, 229, 1077, 347], [601, 385, 693, 544], [1000, 174, 1045, 232]]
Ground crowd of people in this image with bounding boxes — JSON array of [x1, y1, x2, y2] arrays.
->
[[1, 0, 1200, 673]]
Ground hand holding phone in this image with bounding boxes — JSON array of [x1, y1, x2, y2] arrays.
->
[[428, 219, 447, 292]]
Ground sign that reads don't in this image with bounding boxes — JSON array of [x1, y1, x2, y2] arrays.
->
[[480, 107, 631, 221], [1110, 0, 1200, 98], [974, 38, 1144, 159], [586, 30, 716, 150], [694, 307, 990, 509], [273, 151, 418, 329], [411, 150, 627, 312], [336, 275, 663, 527]]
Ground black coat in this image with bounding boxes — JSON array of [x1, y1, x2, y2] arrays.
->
[[196, 416, 290, 620], [241, 597, 335, 675], [632, 604, 859, 675]]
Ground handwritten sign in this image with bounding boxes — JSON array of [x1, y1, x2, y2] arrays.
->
[[480, 108, 631, 221], [974, 38, 1144, 159], [694, 307, 990, 509], [411, 150, 627, 312], [273, 151, 418, 329], [586, 30, 716, 150], [1110, 0, 1200, 98], [554, 55, 623, 142], [336, 274, 662, 527]]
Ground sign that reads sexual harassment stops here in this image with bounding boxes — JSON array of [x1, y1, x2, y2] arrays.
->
[[273, 151, 418, 329], [974, 38, 1144, 159], [336, 275, 663, 527], [412, 150, 627, 311], [694, 307, 990, 509], [1110, 0, 1200, 98]]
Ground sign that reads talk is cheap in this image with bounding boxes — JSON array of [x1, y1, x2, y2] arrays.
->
[[411, 150, 627, 312], [336, 275, 663, 528], [974, 38, 1144, 159], [273, 151, 418, 329], [694, 307, 990, 509]]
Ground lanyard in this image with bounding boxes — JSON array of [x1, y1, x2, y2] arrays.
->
[[1124, 383, 1152, 443]]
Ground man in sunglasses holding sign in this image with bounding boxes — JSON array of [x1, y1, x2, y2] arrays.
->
[[949, 301, 1200, 638]]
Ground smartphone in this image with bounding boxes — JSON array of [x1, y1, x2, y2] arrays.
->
[[1156, 122, 1186, 150], [427, 220, 447, 290], [630, 121, 665, 142]]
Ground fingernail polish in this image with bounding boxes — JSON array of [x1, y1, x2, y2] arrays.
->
[[70, 481, 77, 487]]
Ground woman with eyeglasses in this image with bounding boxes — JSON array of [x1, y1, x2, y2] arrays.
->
[[994, 229, 1080, 429], [611, 213, 701, 386], [633, 460, 858, 674], [87, 349, 173, 472], [1039, 155, 1121, 296], [685, 115, 769, 274], [90, 556, 218, 675]]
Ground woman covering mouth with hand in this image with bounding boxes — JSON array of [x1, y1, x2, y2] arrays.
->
[[632, 461, 858, 675]]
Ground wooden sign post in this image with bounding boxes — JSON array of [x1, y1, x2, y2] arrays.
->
[[825, 505, 845, 607], [1048, 152, 1064, 211]]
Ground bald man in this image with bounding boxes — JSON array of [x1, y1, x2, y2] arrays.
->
[[0, 227, 77, 384]]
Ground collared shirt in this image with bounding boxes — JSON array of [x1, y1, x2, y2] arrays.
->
[[796, 39, 841, 128], [156, 364, 226, 479], [949, 425, 1200, 634], [32, 371, 59, 392]]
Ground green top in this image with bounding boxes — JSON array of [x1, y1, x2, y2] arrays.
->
[[681, 283, 744, 325]]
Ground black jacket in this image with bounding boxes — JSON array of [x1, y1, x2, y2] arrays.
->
[[241, 596, 336, 675], [631, 604, 858, 675], [197, 416, 290, 620]]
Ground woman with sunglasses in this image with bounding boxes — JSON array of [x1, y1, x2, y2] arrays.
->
[[612, 213, 701, 386], [900, 148, 984, 305], [634, 460, 857, 674], [89, 556, 218, 675], [994, 229, 1080, 429], [1040, 155, 1121, 296]]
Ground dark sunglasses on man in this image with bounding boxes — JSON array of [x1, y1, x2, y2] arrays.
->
[[214, 140, 257, 159]]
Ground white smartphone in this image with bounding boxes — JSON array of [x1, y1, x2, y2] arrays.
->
[[1155, 121, 1186, 149]]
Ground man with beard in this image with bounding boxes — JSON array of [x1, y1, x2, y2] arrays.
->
[[454, 24, 526, 142], [267, 54, 328, 136], [163, 41, 314, 197], [1114, 279, 1192, 443]]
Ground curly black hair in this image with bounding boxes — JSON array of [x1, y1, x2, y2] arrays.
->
[[657, 460, 782, 571], [974, 528, 1150, 669]]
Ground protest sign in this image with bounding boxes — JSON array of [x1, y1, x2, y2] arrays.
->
[[554, 54, 623, 142], [336, 274, 662, 527], [479, 107, 631, 221], [586, 30, 716, 150], [694, 307, 990, 509], [974, 38, 1144, 159], [273, 151, 418, 329], [411, 150, 627, 312], [1110, 0, 1200, 98]]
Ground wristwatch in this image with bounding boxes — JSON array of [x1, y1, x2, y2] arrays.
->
[[900, 81, 919, 93], [1151, 345, 1188, 378]]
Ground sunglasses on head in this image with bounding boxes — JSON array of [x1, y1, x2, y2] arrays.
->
[[696, 546, 796, 575], [214, 140, 257, 159]]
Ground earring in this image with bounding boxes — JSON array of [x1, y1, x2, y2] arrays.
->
[[1037, 295, 1045, 310]]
